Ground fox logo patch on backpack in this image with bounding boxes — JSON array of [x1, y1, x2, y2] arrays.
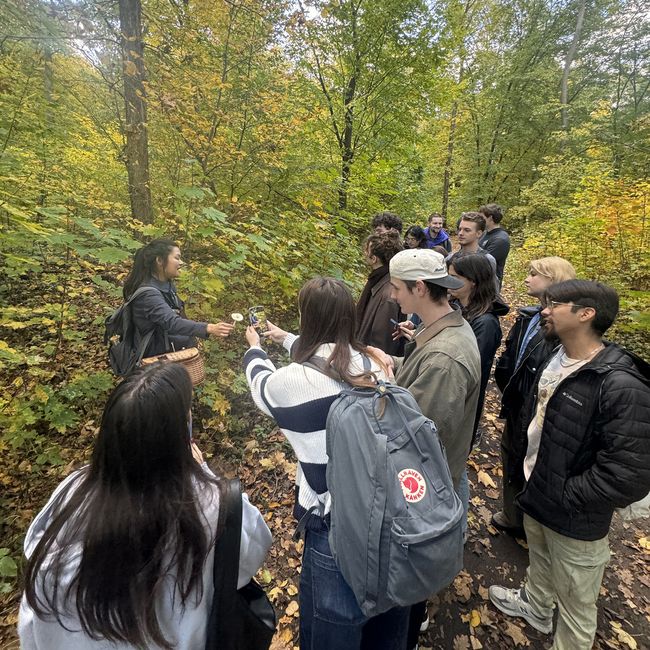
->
[[325, 381, 464, 617]]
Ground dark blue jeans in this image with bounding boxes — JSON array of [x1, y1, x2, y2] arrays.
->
[[299, 521, 409, 650]]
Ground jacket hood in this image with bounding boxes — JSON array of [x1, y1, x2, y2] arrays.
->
[[517, 305, 541, 318], [491, 298, 510, 317], [593, 341, 650, 385]]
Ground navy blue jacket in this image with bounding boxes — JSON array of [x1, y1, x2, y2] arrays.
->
[[517, 343, 650, 540], [131, 278, 208, 356]]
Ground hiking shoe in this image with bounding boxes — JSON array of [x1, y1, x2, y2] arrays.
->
[[489, 585, 553, 634], [491, 511, 526, 538]]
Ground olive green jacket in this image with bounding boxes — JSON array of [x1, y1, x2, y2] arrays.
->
[[393, 309, 481, 486]]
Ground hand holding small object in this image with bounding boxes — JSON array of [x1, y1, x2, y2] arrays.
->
[[207, 322, 235, 337], [264, 320, 289, 345], [245, 325, 261, 348], [391, 319, 415, 341]]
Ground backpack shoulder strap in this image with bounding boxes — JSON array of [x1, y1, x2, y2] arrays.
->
[[124, 285, 161, 306], [213, 478, 243, 591], [205, 478, 243, 648], [126, 285, 171, 358]]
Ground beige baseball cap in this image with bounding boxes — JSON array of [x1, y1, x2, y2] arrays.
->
[[389, 249, 464, 289]]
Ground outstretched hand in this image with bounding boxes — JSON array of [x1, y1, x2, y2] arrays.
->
[[207, 322, 235, 338]]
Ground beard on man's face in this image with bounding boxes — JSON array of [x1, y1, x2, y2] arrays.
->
[[542, 319, 557, 341]]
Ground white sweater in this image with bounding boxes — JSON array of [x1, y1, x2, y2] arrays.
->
[[18, 468, 272, 650], [244, 335, 387, 520]]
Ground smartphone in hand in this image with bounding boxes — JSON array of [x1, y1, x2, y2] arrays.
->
[[248, 306, 269, 332]]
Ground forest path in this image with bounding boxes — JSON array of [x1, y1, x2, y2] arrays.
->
[[1, 299, 647, 650], [254, 383, 649, 650]]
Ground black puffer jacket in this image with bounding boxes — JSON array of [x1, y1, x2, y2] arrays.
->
[[517, 343, 650, 541]]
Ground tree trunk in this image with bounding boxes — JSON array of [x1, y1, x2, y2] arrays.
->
[[118, 0, 153, 223], [337, 3, 360, 213], [441, 100, 459, 220], [338, 72, 357, 211], [560, 0, 586, 131]]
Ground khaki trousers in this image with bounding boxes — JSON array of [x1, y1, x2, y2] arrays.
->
[[523, 514, 610, 650]]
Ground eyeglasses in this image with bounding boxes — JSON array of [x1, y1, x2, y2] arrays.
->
[[542, 300, 589, 311]]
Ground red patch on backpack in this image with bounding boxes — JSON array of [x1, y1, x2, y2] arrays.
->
[[398, 468, 427, 503]]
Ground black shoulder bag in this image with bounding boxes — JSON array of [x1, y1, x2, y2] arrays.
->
[[205, 478, 276, 650]]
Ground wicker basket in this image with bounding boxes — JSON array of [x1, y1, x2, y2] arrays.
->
[[141, 347, 206, 386]]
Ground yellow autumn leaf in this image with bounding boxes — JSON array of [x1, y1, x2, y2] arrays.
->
[[279, 627, 293, 643], [638, 537, 649, 550], [259, 568, 272, 585], [477, 470, 497, 488], [286, 600, 299, 616], [610, 621, 638, 649], [470, 636, 483, 650], [469, 609, 481, 628]]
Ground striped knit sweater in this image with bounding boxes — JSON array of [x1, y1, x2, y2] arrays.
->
[[244, 334, 387, 521]]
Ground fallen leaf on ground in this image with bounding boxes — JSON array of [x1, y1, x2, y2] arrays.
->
[[454, 571, 473, 601], [452, 634, 470, 650], [477, 470, 497, 488], [285, 600, 299, 617], [477, 604, 495, 626], [504, 621, 530, 646], [611, 621, 638, 649]]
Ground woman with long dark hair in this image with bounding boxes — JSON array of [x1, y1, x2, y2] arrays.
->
[[19, 363, 271, 649], [124, 238, 233, 357], [243, 277, 408, 650], [448, 253, 509, 436], [446, 254, 509, 545]]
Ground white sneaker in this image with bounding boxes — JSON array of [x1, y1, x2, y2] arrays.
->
[[489, 585, 553, 634]]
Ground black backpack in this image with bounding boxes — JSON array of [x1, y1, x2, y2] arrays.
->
[[104, 286, 160, 376]]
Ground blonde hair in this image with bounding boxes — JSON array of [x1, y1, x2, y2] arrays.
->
[[529, 257, 576, 283]]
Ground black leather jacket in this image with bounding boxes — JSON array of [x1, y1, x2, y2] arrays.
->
[[517, 343, 650, 541]]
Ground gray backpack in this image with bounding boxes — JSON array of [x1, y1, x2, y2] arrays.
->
[[325, 381, 464, 617]]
